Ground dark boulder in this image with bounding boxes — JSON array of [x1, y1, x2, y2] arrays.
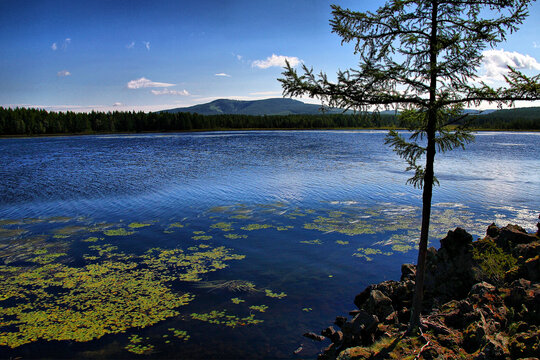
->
[[496, 224, 538, 250], [400, 263, 416, 282]]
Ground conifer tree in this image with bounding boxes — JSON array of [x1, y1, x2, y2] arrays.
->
[[279, 0, 540, 331]]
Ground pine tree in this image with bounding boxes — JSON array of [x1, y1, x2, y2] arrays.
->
[[279, 0, 540, 332]]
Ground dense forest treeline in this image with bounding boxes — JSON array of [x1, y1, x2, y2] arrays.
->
[[0, 107, 538, 136]]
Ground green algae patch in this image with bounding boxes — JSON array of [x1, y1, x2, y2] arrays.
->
[[128, 222, 152, 229], [170, 329, 190, 341], [0, 259, 194, 348], [276, 226, 294, 231], [353, 247, 382, 261], [302, 307, 313, 312], [0, 221, 246, 348], [300, 239, 323, 245], [192, 235, 213, 241], [142, 247, 245, 282], [168, 222, 184, 228], [190, 310, 263, 327], [125, 334, 154, 355], [196, 280, 257, 293], [336, 240, 350, 245], [304, 216, 376, 236], [0, 235, 69, 265], [231, 297, 245, 304], [241, 223, 273, 231], [392, 244, 412, 252], [249, 305, 268, 313], [103, 228, 134, 236], [53, 225, 87, 237], [211, 222, 234, 232], [81, 236, 102, 243], [264, 289, 287, 299], [224, 233, 248, 239], [231, 214, 251, 220]]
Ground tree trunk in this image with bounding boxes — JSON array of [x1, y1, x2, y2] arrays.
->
[[408, 0, 438, 333]]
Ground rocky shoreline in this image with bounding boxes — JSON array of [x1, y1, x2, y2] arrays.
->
[[302, 219, 540, 359]]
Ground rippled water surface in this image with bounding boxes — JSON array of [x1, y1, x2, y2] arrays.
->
[[0, 130, 538, 359]]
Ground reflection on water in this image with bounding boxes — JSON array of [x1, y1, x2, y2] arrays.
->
[[0, 131, 538, 358]]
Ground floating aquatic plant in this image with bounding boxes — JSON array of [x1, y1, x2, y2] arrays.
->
[[169, 329, 190, 341], [240, 224, 273, 231], [81, 237, 101, 243], [192, 235, 213, 241], [392, 244, 413, 252], [353, 247, 382, 261], [190, 310, 263, 328], [249, 305, 268, 313], [196, 280, 257, 293], [103, 228, 134, 236], [231, 297, 245, 304], [304, 216, 376, 236], [128, 222, 151, 229], [300, 239, 322, 245], [211, 222, 234, 231], [168, 222, 184, 228], [224, 233, 248, 239], [336, 240, 349, 245], [276, 226, 294, 231], [125, 334, 154, 355], [264, 289, 287, 299]]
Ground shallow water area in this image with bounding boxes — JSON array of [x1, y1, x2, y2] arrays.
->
[[0, 130, 538, 359]]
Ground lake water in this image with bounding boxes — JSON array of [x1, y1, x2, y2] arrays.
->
[[0, 130, 538, 359]]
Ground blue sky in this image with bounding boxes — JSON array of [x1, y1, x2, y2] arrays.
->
[[1, 0, 539, 112]]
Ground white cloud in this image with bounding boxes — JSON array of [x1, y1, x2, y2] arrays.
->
[[151, 89, 190, 96], [51, 38, 71, 51], [480, 49, 540, 82], [113, 102, 123, 106], [126, 41, 135, 49], [236, 54, 242, 61], [252, 54, 302, 69], [215, 73, 231, 77], [143, 41, 150, 51], [127, 77, 175, 89], [534, 42, 540, 49], [57, 70, 71, 77]]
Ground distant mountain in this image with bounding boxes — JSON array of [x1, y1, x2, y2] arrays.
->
[[161, 98, 348, 115]]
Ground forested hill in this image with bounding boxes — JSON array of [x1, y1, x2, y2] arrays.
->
[[161, 98, 347, 115], [0, 105, 538, 136]]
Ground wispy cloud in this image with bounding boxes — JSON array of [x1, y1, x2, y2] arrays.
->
[[534, 41, 540, 49], [127, 77, 175, 89], [215, 73, 231, 77], [51, 38, 71, 51], [126, 41, 135, 49], [57, 70, 71, 77], [252, 54, 301, 69], [113, 102, 123, 107], [151, 89, 190, 96], [480, 49, 540, 82], [143, 41, 150, 51]]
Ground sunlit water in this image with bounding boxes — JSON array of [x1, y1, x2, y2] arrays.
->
[[0, 130, 538, 359]]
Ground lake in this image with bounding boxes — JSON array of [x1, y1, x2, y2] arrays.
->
[[0, 130, 538, 359]]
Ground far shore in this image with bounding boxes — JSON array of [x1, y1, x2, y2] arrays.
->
[[2, 127, 539, 139]]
